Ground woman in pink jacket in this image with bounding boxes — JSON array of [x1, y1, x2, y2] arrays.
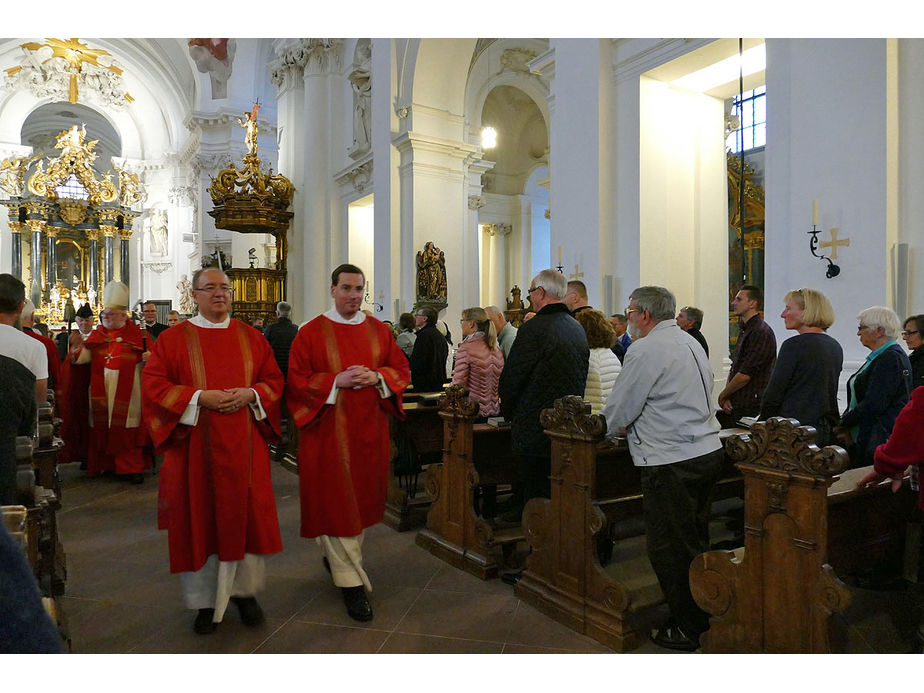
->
[[452, 306, 505, 418]]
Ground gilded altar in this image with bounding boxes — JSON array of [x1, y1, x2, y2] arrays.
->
[[207, 103, 294, 326], [1, 124, 141, 323]]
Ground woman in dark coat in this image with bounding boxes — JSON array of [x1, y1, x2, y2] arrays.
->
[[759, 288, 842, 446], [902, 314, 924, 391], [836, 306, 913, 467]]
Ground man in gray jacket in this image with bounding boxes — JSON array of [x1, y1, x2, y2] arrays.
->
[[601, 285, 722, 653]]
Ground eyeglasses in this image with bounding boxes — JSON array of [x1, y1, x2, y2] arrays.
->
[[526, 286, 541, 295], [903, 330, 920, 337], [193, 284, 232, 294], [858, 324, 871, 332], [624, 306, 638, 317]]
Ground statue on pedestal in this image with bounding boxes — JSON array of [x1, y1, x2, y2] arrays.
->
[[415, 241, 447, 307]]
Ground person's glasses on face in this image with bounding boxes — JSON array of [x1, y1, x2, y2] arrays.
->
[[527, 286, 541, 295], [194, 284, 232, 295], [902, 329, 920, 337]]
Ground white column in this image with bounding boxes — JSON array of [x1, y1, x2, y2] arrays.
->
[[516, 194, 533, 292], [485, 223, 512, 308], [271, 40, 309, 322], [302, 40, 344, 320]]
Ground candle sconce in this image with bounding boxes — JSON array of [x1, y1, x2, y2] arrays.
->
[[808, 224, 841, 279], [363, 282, 384, 312]]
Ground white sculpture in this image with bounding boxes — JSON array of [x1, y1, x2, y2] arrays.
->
[[176, 274, 194, 314], [149, 209, 168, 256]]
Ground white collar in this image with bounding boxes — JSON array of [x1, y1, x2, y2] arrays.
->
[[324, 307, 366, 325], [190, 313, 231, 329]]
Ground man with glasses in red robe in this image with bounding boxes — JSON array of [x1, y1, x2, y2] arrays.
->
[[142, 268, 284, 635]]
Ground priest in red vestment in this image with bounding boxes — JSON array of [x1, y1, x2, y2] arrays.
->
[[71, 282, 149, 483], [21, 300, 60, 395], [287, 263, 409, 622], [57, 303, 94, 467], [142, 268, 284, 635]]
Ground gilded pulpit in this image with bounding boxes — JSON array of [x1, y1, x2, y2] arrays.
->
[[207, 102, 294, 326]]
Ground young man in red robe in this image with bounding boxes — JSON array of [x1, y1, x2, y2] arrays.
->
[[70, 282, 149, 483], [287, 263, 409, 622], [142, 268, 284, 635], [57, 303, 94, 467]]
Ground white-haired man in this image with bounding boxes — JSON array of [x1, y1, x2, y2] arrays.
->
[[602, 285, 722, 652], [499, 269, 589, 506]]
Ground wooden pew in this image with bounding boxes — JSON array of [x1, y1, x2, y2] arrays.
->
[[32, 403, 63, 499], [415, 385, 523, 579], [689, 417, 915, 653], [514, 396, 746, 652]]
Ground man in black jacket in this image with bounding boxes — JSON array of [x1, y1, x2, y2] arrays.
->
[[263, 301, 299, 377], [409, 306, 448, 392], [499, 269, 589, 503]]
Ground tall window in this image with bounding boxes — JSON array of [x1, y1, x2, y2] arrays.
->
[[726, 86, 766, 153]]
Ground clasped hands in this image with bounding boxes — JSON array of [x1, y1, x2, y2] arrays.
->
[[199, 388, 255, 414], [335, 364, 379, 390]]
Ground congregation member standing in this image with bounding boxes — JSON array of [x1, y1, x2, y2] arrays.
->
[[574, 308, 621, 415], [286, 264, 409, 622], [452, 307, 504, 418], [608, 313, 631, 364], [0, 355, 35, 505], [499, 269, 588, 504], [20, 300, 60, 394], [167, 310, 182, 327], [759, 289, 842, 446], [836, 306, 912, 468], [485, 305, 518, 359], [563, 279, 592, 315], [395, 312, 417, 359], [141, 301, 168, 342], [409, 305, 448, 391], [70, 282, 148, 484], [602, 286, 722, 652], [0, 274, 48, 405], [717, 284, 776, 427], [676, 306, 709, 358], [142, 268, 284, 635], [262, 301, 299, 377], [901, 314, 924, 390]]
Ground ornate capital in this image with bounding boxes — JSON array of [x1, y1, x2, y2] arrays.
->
[[97, 208, 121, 225], [26, 219, 45, 234], [100, 225, 116, 238], [345, 161, 372, 194], [303, 39, 344, 76], [118, 228, 133, 241], [85, 228, 100, 242], [484, 222, 512, 237], [43, 226, 58, 238], [8, 221, 24, 234], [468, 195, 486, 210]]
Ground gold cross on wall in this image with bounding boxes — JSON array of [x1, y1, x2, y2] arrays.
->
[[820, 228, 850, 259], [570, 264, 584, 279]]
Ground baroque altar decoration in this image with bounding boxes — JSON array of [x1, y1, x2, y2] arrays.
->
[[1, 124, 143, 324], [207, 102, 294, 327], [414, 241, 447, 311]]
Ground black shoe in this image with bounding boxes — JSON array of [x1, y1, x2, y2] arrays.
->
[[341, 586, 373, 622], [501, 571, 523, 586], [230, 596, 265, 627], [649, 622, 699, 652], [194, 608, 217, 634]]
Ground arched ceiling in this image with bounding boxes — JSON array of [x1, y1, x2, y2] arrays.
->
[[481, 84, 547, 195], [22, 102, 122, 172]]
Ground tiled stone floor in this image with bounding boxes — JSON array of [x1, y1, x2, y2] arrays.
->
[[51, 460, 922, 655]]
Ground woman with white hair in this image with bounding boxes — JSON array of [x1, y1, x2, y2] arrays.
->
[[835, 305, 913, 467]]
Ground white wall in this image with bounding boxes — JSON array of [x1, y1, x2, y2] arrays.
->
[[764, 39, 890, 373]]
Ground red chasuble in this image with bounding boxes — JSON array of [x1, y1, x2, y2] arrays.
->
[[287, 314, 410, 538], [57, 355, 91, 465], [142, 319, 284, 573], [82, 322, 145, 464]]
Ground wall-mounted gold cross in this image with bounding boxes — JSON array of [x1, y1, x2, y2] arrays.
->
[[820, 228, 850, 260], [569, 264, 584, 279]]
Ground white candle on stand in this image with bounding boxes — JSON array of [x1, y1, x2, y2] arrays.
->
[[812, 199, 819, 227]]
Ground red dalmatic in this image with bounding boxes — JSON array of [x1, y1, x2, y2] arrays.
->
[[142, 320, 284, 573], [287, 315, 409, 538]]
